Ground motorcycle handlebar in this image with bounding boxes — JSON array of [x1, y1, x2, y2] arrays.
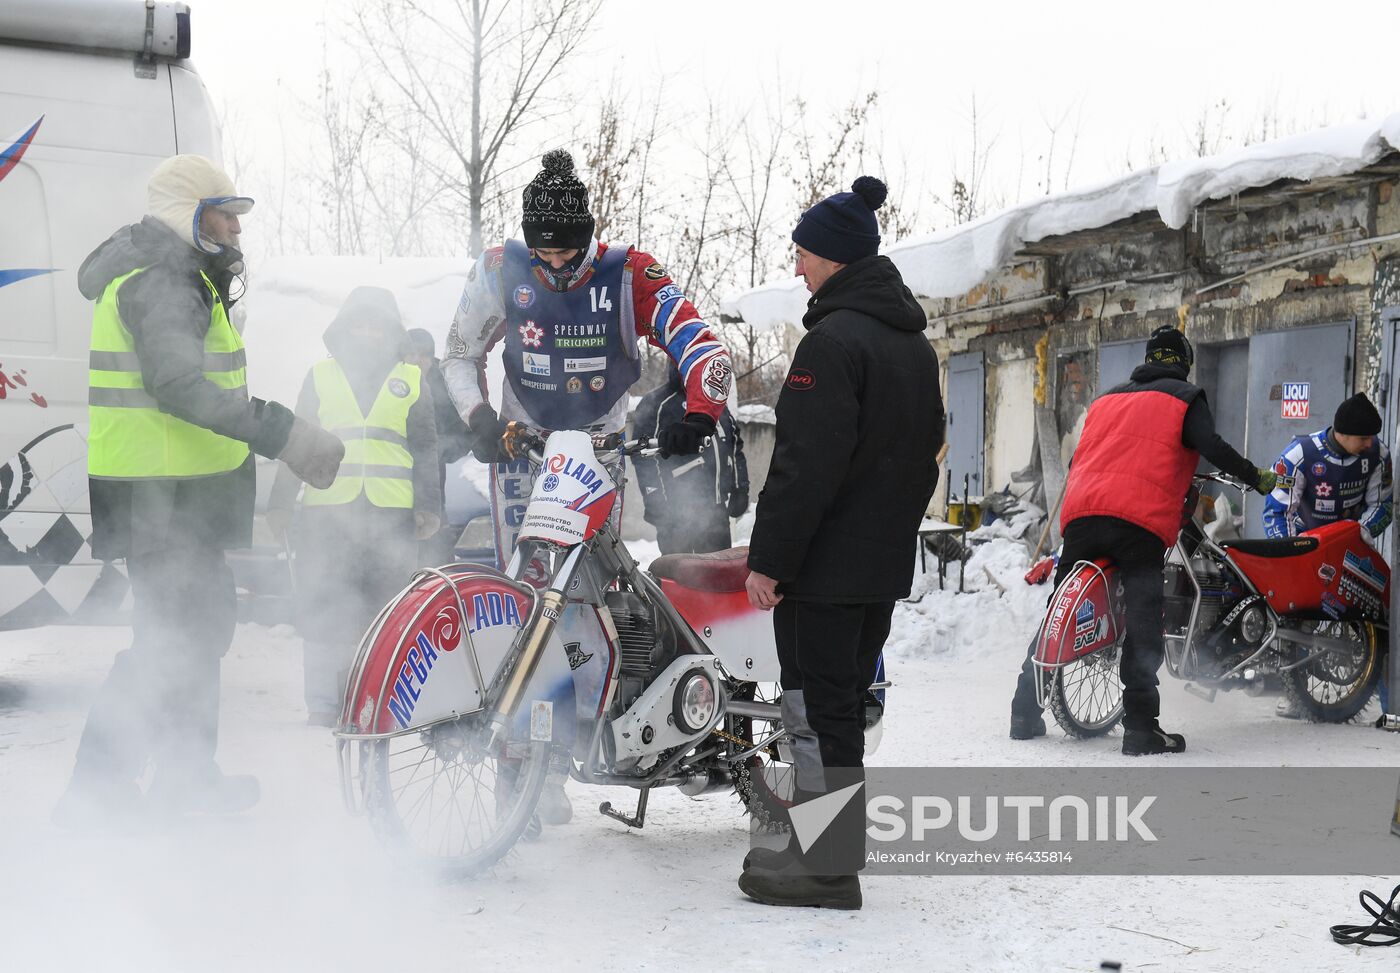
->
[[522, 434, 662, 466], [1193, 470, 1245, 491]]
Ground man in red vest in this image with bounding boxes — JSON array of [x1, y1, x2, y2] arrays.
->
[[1010, 326, 1276, 754]]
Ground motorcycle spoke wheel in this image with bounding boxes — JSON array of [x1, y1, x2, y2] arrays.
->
[[1280, 620, 1381, 723], [728, 682, 794, 831], [361, 720, 550, 876], [1049, 645, 1125, 738]]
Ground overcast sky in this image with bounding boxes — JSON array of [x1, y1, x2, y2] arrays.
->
[[189, 0, 1393, 255]]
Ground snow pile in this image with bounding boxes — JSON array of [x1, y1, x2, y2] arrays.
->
[[887, 529, 1044, 665], [732, 403, 776, 425], [723, 111, 1400, 329]]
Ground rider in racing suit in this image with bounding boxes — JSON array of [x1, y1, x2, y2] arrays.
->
[[440, 150, 733, 825], [440, 149, 733, 566], [1262, 392, 1393, 717]]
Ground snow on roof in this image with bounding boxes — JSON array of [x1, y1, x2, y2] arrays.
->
[[722, 111, 1400, 330]]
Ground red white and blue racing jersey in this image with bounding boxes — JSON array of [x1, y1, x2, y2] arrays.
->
[[441, 238, 731, 434], [1262, 427, 1393, 540], [440, 238, 732, 567]]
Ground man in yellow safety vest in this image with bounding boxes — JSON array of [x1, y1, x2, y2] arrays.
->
[[55, 155, 345, 828]]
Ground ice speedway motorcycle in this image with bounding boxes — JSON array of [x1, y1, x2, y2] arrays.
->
[[1032, 471, 1389, 736], [333, 429, 886, 873]]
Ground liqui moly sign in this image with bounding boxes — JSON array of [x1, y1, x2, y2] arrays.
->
[[1281, 382, 1310, 419]]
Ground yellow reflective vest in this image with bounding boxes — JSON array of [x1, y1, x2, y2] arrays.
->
[[302, 359, 420, 509], [87, 268, 249, 479]]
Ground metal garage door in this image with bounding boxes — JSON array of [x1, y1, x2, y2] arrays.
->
[[1242, 321, 1354, 538], [1097, 339, 1147, 391], [945, 351, 984, 499]]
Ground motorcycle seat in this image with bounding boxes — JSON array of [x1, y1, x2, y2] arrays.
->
[[649, 546, 751, 593], [1221, 536, 1319, 558]]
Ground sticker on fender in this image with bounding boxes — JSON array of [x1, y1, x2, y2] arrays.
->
[[531, 700, 553, 741], [520, 507, 590, 545]]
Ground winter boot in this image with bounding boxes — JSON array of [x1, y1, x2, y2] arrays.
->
[[1010, 711, 1047, 740], [536, 778, 573, 826], [738, 867, 862, 910], [1274, 697, 1304, 720], [743, 839, 801, 872], [1121, 724, 1187, 756]]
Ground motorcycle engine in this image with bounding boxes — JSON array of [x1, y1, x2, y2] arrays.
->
[[605, 590, 656, 676], [1190, 555, 1241, 635]]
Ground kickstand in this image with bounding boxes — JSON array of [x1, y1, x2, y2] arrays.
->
[[599, 786, 649, 829]]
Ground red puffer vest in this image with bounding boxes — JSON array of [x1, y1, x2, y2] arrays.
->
[[1060, 377, 1201, 546]]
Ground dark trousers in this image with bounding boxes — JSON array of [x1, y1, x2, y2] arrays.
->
[[1012, 516, 1167, 731], [774, 598, 893, 873], [71, 544, 237, 786]]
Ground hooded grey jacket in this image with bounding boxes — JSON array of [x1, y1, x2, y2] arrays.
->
[[267, 286, 442, 521]]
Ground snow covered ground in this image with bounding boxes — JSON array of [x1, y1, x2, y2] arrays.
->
[[2, 530, 1397, 972]]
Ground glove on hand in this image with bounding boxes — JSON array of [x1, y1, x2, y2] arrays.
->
[[280, 418, 344, 490], [414, 511, 442, 540], [468, 407, 511, 463], [658, 413, 716, 458], [726, 491, 749, 518], [1253, 467, 1279, 496]]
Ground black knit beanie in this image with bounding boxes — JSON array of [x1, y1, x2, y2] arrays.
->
[[1144, 325, 1194, 371], [521, 149, 595, 250], [791, 176, 887, 264], [1333, 392, 1382, 436]]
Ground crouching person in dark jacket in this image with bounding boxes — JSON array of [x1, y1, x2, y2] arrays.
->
[[632, 363, 749, 554], [267, 288, 442, 726], [741, 177, 943, 910]]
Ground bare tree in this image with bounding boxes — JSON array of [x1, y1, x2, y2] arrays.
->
[[350, 0, 602, 253], [1188, 97, 1233, 157], [787, 90, 879, 212], [932, 93, 1000, 225]]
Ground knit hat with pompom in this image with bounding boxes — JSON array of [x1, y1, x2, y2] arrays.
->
[[791, 176, 887, 264], [521, 149, 595, 249]]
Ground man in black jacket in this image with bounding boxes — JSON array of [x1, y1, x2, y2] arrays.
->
[[57, 155, 344, 827], [632, 363, 749, 554], [741, 177, 943, 910]]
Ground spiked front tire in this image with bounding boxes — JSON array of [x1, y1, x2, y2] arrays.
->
[[361, 719, 550, 876], [1047, 644, 1125, 738]]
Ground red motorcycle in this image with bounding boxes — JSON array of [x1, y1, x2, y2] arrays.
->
[[1033, 472, 1389, 735]]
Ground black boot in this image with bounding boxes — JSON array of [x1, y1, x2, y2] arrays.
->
[[743, 841, 800, 872], [738, 867, 862, 910], [1010, 711, 1047, 740], [1122, 724, 1186, 755]]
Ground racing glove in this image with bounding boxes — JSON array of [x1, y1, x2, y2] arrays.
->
[[1253, 467, 1278, 496], [658, 413, 716, 458], [468, 406, 511, 463], [726, 490, 749, 518]]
